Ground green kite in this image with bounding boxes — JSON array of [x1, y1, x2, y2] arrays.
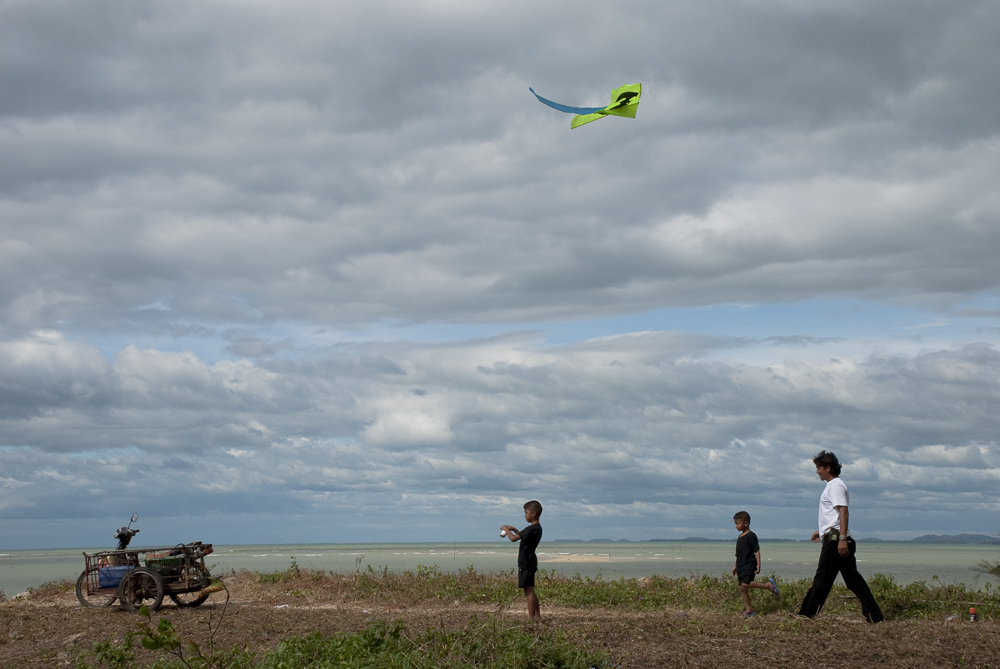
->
[[529, 83, 641, 129]]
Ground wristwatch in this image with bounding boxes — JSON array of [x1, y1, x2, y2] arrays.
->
[[838, 536, 847, 542]]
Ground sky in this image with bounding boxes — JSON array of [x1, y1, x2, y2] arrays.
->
[[2, 0, 999, 549]]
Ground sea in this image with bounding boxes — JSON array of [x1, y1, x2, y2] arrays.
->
[[2, 541, 998, 598]]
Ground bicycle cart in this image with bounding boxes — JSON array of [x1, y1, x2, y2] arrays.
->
[[76, 541, 221, 612]]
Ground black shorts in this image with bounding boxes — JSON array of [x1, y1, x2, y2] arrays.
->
[[737, 572, 755, 585], [518, 568, 536, 589]]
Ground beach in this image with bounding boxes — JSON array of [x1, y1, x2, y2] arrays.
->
[[4, 541, 997, 598]]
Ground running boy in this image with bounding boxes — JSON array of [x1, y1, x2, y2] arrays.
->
[[501, 500, 543, 623], [732, 511, 778, 616]]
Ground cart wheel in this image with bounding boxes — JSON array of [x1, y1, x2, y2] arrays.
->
[[75, 569, 116, 607], [169, 565, 211, 608], [170, 590, 211, 608], [117, 567, 164, 612]]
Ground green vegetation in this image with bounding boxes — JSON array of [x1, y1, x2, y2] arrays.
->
[[975, 558, 1000, 578], [89, 637, 137, 669], [972, 535, 1000, 578], [258, 619, 601, 669], [530, 570, 997, 619], [238, 563, 998, 620], [69, 564, 998, 667], [27, 578, 76, 598], [256, 559, 302, 584], [78, 616, 603, 669]]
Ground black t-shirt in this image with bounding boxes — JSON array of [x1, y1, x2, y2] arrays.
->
[[518, 523, 543, 571], [735, 530, 759, 576]]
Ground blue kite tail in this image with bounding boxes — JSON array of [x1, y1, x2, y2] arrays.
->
[[529, 87, 606, 115]]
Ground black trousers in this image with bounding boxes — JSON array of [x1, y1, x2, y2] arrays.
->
[[798, 536, 884, 622]]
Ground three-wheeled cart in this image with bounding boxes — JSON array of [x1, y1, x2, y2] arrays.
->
[[75, 541, 220, 612]]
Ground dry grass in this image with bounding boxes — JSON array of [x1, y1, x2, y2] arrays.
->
[[217, 562, 1000, 620], [2, 566, 998, 668]]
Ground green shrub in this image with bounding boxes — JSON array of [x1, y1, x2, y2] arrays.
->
[[78, 618, 603, 669], [257, 559, 302, 584], [260, 618, 603, 669], [28, 578, 75, 598], [84, 637, 135, 669]]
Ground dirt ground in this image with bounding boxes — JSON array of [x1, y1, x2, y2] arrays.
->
[[2, 577, 999, 668]]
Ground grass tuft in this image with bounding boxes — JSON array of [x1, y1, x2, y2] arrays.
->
[[27, 578, 75, 599], [228, 563, 999, 620]]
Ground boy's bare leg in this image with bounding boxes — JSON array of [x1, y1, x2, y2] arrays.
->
[[739, 584, 752, 612], [525, 586, 542, 623]]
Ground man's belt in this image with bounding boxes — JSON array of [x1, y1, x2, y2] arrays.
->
[[822, 529, 853, 542]]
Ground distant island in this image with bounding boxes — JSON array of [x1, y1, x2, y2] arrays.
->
[[865, 534, 1000, 545], [550, 534, 1000, 545]]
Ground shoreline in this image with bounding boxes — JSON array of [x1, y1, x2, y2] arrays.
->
[[3, 541, 997, 598]]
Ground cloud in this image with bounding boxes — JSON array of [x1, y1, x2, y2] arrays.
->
[[1, 331, 998, 544], [1, 1, 999, 545], [362, 410, 455, 448], [2, 1, 1000, 333]]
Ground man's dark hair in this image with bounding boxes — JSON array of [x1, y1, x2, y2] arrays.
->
[[524, 500, 543, 516], [812, 450, 842, 477], [733, 511, 750, 524]]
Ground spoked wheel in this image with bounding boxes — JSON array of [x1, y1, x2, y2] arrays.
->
[[75, 569, 116, 607], [117, 567, 164, 612], [169, 565, 211, 608]]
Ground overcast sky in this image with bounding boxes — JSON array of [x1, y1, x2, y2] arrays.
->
[[2, 0, 999, 549]]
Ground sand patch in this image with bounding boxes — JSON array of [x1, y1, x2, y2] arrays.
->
[[541, 555, 612, 563]]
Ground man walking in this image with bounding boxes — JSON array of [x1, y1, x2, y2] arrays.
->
[[798, 450, 884, 622]]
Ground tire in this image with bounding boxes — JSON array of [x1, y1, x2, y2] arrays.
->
[[117, 567, 164, 612], [75, 570, 116, 607], [169, 565, 211, 608], [170, 590, 211, 608]]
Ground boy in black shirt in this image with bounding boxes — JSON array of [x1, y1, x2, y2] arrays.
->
[[501, 500, 543, 623], [732, 510, 778, 616]]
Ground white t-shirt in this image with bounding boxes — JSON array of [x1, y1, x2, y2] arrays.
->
[[818, 477, 850, 537]]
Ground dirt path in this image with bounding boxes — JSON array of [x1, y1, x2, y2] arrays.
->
[[2, 589, 998, 667]]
